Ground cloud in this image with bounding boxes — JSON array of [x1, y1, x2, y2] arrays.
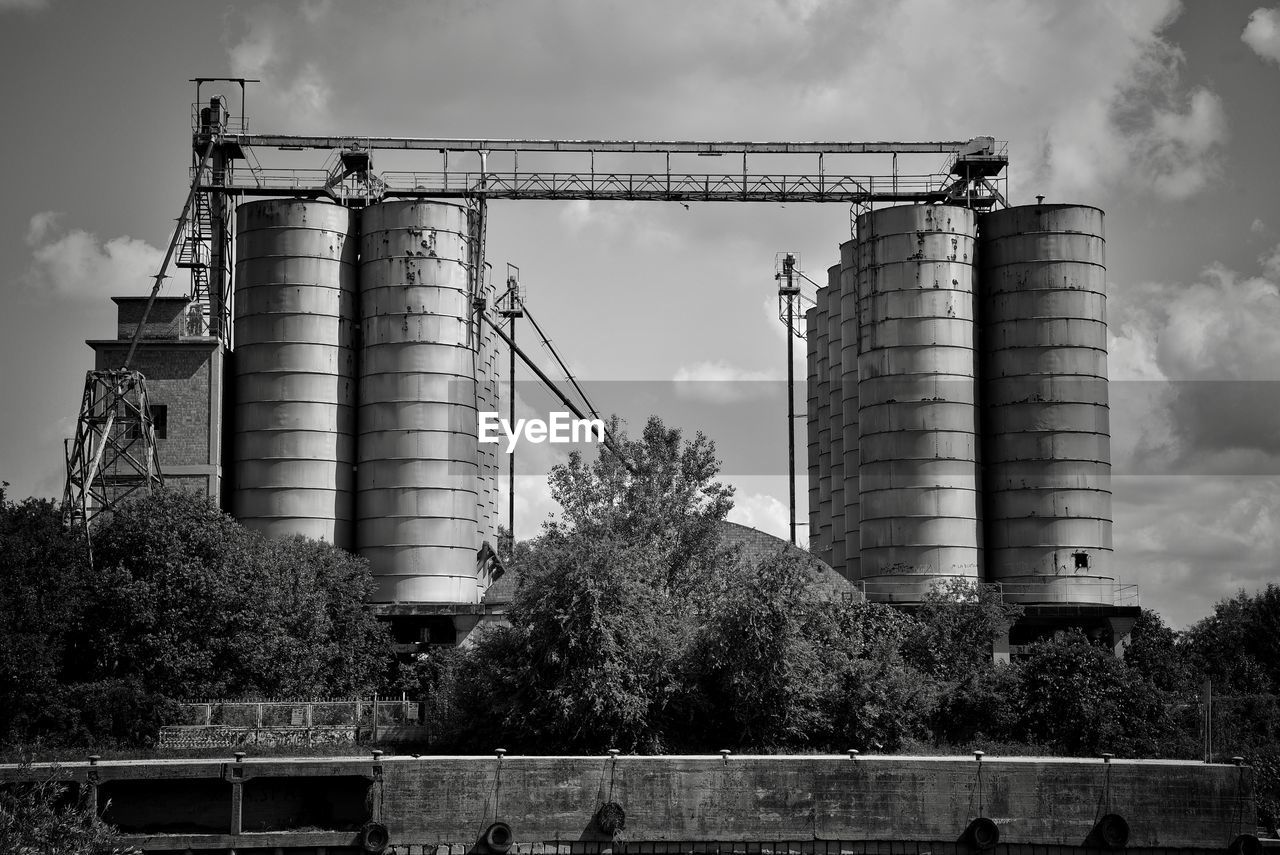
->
[[727, 491, 792, 541], [1115, 475, 1280, 627], [1105, 247, 1280, 623], [1243, 6, 1280, 65], [672, 359, 778, 404], [20, 212, 165, 301], [495, 475, 559, 540], [1254, 218, 1269, 235], [0, 0, 48, 10], [558, 200, 680, 248], [226, 16, 332, 131], [221, 0, 1223, 201], [1109, 245, 1280, 473]]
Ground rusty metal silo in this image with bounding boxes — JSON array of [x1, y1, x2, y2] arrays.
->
[[978, 204, 1113, 603], [232, 199, 357, 547], [838, 238, 861, 583], [826, 263, 847, 579], [856, 204, 982, 602], [814, 285, 833, 564], [805, 306, 820, 553], [479, 262, 499, 550], [359, 201, 481, 604], [473, 263, 493, 551]]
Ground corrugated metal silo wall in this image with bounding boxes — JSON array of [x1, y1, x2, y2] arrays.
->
[[484, 268, 499, 548], [358, 201, 481, 604], [814, 286, 833, 564], [856, 205, 982, 602], [231, 200, 357, 548], [977, 204, 1113, 603], [826, 263, 846, 578], [474, 262, 498, 559], [805, 306, 820, 553], [838, 238, 861, 583]]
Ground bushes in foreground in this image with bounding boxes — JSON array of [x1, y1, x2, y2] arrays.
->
[[0, 487, 391, 749]]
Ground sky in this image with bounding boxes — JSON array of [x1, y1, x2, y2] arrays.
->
[[1, 0, 1278, 628]]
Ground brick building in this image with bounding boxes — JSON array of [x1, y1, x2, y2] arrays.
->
[[87, 296, 224, 501]]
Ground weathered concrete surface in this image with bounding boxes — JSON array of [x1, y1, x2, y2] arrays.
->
[[0, 754, 1255, 853]]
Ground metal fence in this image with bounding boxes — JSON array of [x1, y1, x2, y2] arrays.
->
[[160, 696, 428, 747]]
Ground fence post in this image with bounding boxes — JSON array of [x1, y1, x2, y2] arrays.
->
[[306, 702, 313, 728], [372, 693, 379, 744]]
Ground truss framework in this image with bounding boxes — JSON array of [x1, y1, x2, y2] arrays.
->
[[198, 166, 1005, 205], [63, 369, 164, 537]]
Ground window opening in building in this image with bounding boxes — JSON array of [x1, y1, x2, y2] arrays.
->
[[1073, 551, 1089, 570], [150, 404, 168, 439]]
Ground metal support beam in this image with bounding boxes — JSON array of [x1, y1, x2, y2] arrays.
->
[[220, 135, 984, 155]]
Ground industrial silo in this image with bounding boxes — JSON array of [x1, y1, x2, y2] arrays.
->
[[814, 285, 833, 564], [476, 262, 499, 550], [805, 306, 820, 553], [359, 200, 481, 604], [826, 263, 847, 579], [978, 204, 1113, 603], [838, 238, 861, 583], [856, 204, 982, 601], [231, 199, 357, 547]]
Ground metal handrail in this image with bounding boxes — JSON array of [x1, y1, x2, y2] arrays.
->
[[854, 579, 1139, 607]]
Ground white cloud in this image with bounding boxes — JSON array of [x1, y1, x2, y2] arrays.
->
[[557, 200, 680, 248], [495, 475, 559, 541], [20, 212, 165, 301], [673, 359, 778, 404], [0, 0, 48, 10], [1104, 247, 1280, 623], [25, 210, 60, 244], [727, 491, 791, 540], [1253, 218, 1268, 235], [1243, 6, 1280, 65], [222, 0, 1223, 202], [1115, 476, 1280, 627], [226, 16, 332, 131], [1262, 243, 1280, 279]]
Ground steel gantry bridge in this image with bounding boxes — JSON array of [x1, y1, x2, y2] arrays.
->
[[203, 134, 1009, 204], [64, 78, 1009, 540]]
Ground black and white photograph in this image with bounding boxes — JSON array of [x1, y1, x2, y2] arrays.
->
[[0, 1, 1278, 853]]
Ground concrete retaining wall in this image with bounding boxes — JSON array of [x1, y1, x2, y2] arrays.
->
[[0, 754, 1256, 854]]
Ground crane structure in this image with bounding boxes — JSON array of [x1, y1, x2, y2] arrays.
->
[[64, 79, 1009, 536]]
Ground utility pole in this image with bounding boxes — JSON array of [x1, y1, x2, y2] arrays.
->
[[778, 254, 801, 545], [497, 265, 524, 550]]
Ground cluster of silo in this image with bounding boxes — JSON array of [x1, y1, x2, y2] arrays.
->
[[807, 202, 1114, 605], [231, 198, 500, 605]]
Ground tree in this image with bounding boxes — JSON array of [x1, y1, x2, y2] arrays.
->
[[545, 415, 736, 596], [685, 550, 831, 748], [815, 600, 937, 752], [903, 580, 1024, 746], [1184, 585, 1280, 696], [80, 490, 390, 701], [1124, 609, 1195, 694], [0, 486, 82, 742], [456, 536, 685, 752], [1016, 629, 1180, 757], [450, 416, 737, 752], [905, 580, 1023, 680]]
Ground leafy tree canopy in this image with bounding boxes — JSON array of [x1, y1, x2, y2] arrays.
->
[[545, 415, 736, 595]]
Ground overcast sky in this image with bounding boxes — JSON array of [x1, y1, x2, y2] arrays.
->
[[1, 0, 1278, 628]]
